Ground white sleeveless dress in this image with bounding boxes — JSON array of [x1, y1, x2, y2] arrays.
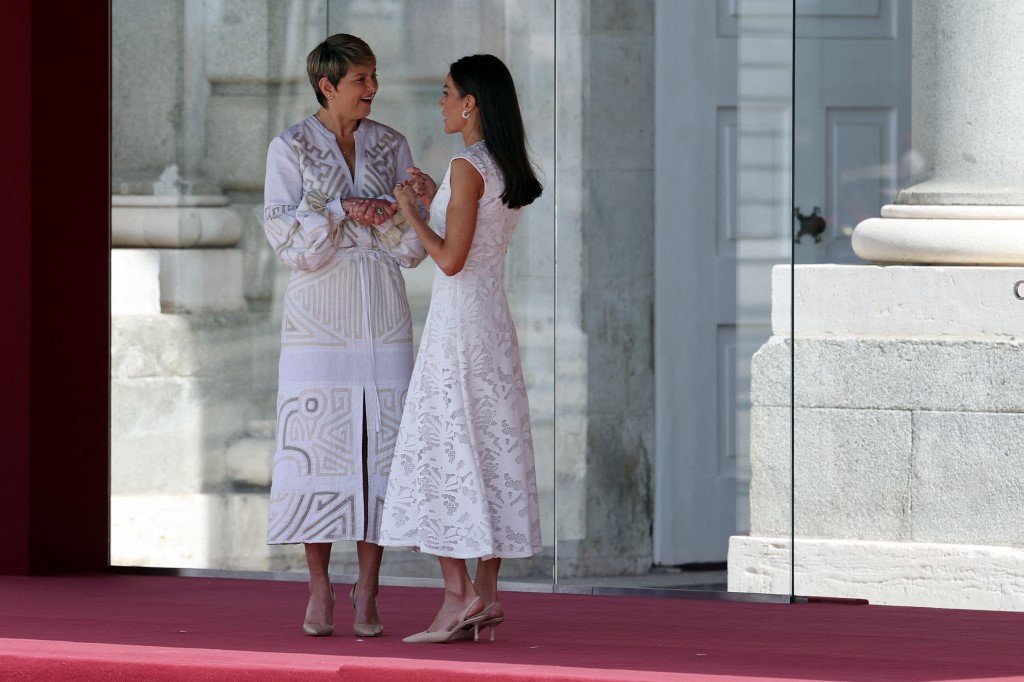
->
[[379, 141, 543, 559]]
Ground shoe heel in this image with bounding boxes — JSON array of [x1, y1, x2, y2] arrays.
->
[[473, 617, 503, 641]]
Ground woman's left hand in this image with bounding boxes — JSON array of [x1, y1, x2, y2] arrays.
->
[[345, 197, 396, 227]]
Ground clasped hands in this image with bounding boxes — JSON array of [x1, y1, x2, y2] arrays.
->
[[344, 167, 436, 228], [393, 166, 437, 217], [342, 196, 396, 227]]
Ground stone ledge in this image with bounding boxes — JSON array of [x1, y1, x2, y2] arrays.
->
[[752, 337, 1024, 413], [112, 204, 243, 248], [772, 264, 1024, 340], [728, 535, 1024, 610]]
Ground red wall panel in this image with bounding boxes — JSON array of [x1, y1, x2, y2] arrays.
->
[[1, 0, 33, 575], [2, 0, 110, 574]]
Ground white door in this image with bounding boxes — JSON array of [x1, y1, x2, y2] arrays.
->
[[793, 0, 912, 266], [654, 0, 911, 566]]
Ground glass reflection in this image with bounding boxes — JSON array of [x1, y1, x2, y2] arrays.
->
[[553, 1, 792, 593], [110, 0, 555, 584]]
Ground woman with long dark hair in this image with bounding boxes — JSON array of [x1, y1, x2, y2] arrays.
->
[[379, 54, 543, 643]]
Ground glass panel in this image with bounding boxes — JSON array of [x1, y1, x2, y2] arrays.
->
[[792, 0, 1023, 611], [552, 1, 794, 595], [110, 0, 556, 587]]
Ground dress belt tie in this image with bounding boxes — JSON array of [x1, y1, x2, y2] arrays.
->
[[357, 249, 384, 432]]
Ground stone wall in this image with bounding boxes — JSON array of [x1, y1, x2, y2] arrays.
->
[[730, 265, 1024, 610]]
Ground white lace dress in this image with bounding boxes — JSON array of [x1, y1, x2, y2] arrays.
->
[[379, 141, 543, 560]]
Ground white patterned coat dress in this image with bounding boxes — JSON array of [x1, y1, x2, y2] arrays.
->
[[380, 141, 543, 560], [264, 116, 426, 546]]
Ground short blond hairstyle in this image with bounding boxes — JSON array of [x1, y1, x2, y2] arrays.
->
[[306, 34, 376, 107]]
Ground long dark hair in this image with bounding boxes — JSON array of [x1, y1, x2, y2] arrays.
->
[[449, 54, 543, 209]]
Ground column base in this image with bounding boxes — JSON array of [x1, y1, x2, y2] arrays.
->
[[112, 194, 243, 248], [852, 204, 1024, 265]]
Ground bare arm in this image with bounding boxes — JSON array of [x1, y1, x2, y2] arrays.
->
[[394, 158, 483, 276]]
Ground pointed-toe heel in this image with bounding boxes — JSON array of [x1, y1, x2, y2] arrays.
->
[[303, 586, 336, 637], [353, 622, 384, 637], [402, 596, 486, 644], [349, 584, 384, 637], [302, 622, 334, 637]]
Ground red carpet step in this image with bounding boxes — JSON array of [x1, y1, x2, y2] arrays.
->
[[1, 574, 1022, 681]]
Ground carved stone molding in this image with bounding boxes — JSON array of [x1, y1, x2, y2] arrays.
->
[[112, 194, 243, 248]]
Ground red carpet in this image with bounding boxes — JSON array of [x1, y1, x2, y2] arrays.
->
[[0, 574, 1022, 681]]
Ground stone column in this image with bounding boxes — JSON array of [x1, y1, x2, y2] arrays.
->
[[554, 0, 656, 577], [852, 0, 1024, 265], [732, 0, 1024, 610]]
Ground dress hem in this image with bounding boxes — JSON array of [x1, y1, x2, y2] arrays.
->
[[267, 536, 381, 546], [377, 541, 541, 561]]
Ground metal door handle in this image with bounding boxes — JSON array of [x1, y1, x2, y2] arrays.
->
[[793, 206, 827, 244]]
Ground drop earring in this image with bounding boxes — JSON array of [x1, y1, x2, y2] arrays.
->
[[461, 109, 470, 120]]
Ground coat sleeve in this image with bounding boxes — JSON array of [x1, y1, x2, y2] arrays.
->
[[263, 135, 345, 272]]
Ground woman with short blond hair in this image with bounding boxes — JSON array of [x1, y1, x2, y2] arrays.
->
[[263, 33, 426, 639]]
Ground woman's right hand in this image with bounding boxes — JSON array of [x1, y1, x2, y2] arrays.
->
[[406, 166, 437, 208], [392, 181, 419, 218], [343, 197, 396, 227]]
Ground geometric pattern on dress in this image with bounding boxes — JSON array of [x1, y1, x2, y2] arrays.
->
[[268, 385, 360, 544], [293, 127, 347, 199], [267, 490, 356, 544], [363, 132, 400, 199], [365, 494, 386, 544], [265, 116, 424, 546], [282, 261, 357, 347], [311, 387, 356, 477], [372, 387, 404, 477], [265, 203, 297, 222], [370, 264, 415, 345], [274, 390, 327, 477]]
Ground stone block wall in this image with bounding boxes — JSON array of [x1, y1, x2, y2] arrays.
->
[[730, 264, 1024, 610]]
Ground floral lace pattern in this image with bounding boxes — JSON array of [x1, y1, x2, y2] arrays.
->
[[379, 142, 543, 559]]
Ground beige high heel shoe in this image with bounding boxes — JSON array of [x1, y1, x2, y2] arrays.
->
[[302, 586, 336, 637], [349, 584, 384, 637], [402, 596, 487, 643], [452, 602, 504, 641]]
